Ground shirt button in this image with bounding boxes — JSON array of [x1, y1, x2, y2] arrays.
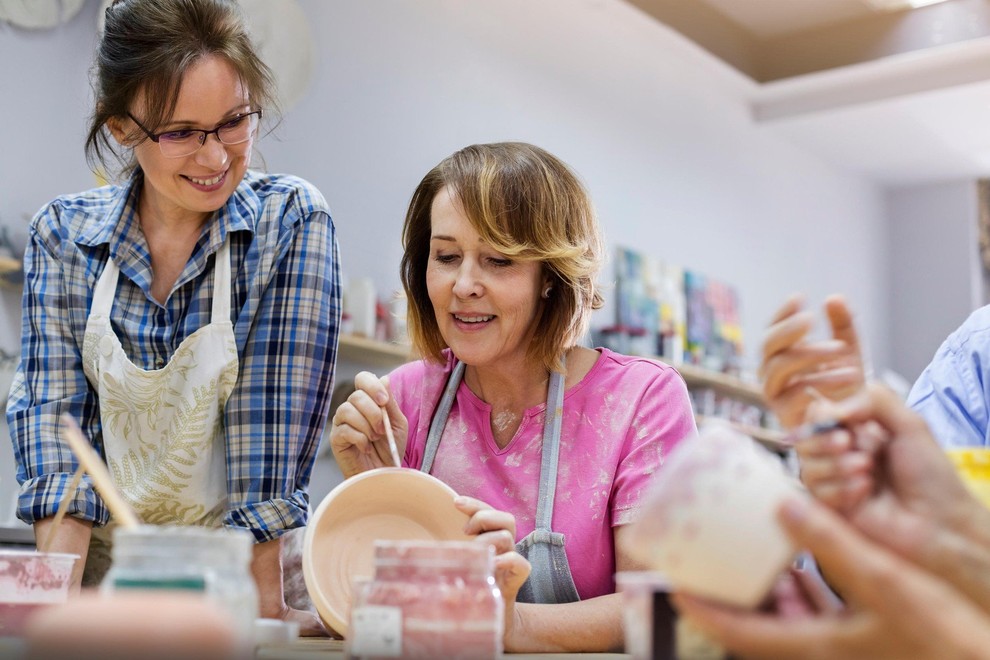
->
[[155, 357, 165, 368]]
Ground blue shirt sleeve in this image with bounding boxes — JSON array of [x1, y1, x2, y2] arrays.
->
[[906, 307, 990, 448], [8, 202, 110, 526], [222, 195, 341, 542]]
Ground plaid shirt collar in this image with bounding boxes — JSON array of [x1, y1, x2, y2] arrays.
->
[[73, 169, 260, 288]]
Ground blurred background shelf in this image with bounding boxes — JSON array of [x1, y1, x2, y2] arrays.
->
[[334, 335, 786, 450], [675, 362, 765, 407], [337, 334, 412, 369], [695, 414, 787, 452], [0, 256, 22, 289]]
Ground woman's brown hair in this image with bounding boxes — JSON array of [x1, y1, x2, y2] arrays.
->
[[401, 142, 605, 374], [85, 0, 278, 178]]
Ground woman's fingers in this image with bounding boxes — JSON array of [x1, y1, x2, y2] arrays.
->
[[493, 551, 531, 604], [769, 367, 864, 429], [475, 529, 517, 555], [799, 451, 873, 485], [354, 371, 390, 406], [824, 295, 861, 355], [768, 294, 805, 326], [455, 496, 518, 539], [761, 309, 815, 367], [805, 474, 873, 513], [763, 343, 860, 400]]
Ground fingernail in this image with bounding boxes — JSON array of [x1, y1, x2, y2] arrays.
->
[[453, 496, 467, 506], [779, 496, 809, 524], [375, 392, 388, 405]]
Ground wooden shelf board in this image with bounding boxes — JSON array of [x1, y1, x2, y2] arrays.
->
[[0, 256, 22, 290], [675, 362, 766, 407], [337, 334, 413, 366], [695, 415, 788, 452]]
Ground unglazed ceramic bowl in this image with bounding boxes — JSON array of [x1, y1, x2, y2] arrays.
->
[[303, 468, 473, 636], [623, 423, 802, 608]]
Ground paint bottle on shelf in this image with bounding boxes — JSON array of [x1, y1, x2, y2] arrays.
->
[[346, 277, 377, 338]]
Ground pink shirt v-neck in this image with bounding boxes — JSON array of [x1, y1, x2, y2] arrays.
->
[[389, 348, 697, 599]]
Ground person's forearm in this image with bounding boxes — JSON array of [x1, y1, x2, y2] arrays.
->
[[251, 536, 287, 619], [34, 516, 92, 594], [506, 593, 624, 653]]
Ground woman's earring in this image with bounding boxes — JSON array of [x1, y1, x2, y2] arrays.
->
[[542, 286, 553, 299]]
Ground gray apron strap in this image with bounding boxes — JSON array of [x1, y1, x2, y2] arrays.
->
[[421, 356, 580, 604], [514, 359, 580, 604], [533, 365, 565, 531], [421, 360, 465, 474]]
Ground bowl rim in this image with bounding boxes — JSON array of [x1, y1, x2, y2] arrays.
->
[[301, 467, 471, 636]]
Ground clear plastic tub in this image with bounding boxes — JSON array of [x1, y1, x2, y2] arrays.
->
[[101, 525, 257, 643], [0, 550, 78, 637]]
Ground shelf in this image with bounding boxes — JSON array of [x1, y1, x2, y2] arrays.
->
[[337, 334, 413, 368], [332, 336, 788, 453], [0, 524, 35, 546], [335, 337, 768, 405], [0, 255, 22, 289], [674, 362, 766, 407], [695, 415, 788, 452]]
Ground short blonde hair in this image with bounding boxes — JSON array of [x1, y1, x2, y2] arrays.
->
[[401, 142, 604, 374]]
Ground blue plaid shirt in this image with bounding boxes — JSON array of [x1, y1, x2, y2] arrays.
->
[[7, 170, 341, 542]]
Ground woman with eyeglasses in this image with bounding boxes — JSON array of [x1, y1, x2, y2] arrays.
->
[[7, 0, 338, 635]]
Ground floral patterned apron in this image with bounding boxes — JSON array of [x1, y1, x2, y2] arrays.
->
[[80, 240, 239, 583]]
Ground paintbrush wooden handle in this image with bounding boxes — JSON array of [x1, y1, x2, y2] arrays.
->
[[59, 413, 141, 529], [381, 406, 401, 468], [38, 464, 85, 554]]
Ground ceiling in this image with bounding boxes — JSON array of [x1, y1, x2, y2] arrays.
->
[[624, 0, 990, 186]]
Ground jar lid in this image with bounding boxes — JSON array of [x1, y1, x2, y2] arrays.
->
[[373, 540, 493, 572], [112, 525, 253, 563]]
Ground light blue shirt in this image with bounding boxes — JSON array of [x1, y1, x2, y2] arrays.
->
[[907, 305, 990, 448]]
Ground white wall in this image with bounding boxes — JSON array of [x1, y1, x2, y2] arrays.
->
[[267, 0, 892, 374], [887, 181, 981, 382], [0, 0, 894, 521]]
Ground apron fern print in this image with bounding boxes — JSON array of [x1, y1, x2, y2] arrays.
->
[[81, 241, 239, 580]]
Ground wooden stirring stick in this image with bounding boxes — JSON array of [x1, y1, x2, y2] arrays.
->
[[59, 413, 140, 529], [38, 464, 85, 554], [381, 406, 401, 468]]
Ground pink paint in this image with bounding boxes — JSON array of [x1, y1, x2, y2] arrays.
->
[[0, 602, 45, 635], [348, 541, 502, 659], [0, 550, 78, 637]]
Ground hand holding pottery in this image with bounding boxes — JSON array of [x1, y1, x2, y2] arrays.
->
[[450, 493, 531, 651], [329, 372, 409, 478]]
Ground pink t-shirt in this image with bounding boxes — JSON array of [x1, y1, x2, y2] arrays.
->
[[389, 348, 697, 600]]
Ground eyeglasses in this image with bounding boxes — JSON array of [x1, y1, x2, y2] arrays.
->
[[126, 109, 262, 158]]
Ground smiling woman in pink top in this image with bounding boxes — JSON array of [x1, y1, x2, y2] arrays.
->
[[329, 142, 696, 653]]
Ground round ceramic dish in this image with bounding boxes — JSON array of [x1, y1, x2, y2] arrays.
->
[[303, 468, 473, 636]]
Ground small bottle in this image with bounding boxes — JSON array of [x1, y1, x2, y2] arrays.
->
[[347, 540, 502, 659], [101, 526, 258, 647], [345, 277, 377, 338]]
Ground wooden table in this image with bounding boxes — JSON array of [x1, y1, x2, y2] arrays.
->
[[256, 638, 630, 659]]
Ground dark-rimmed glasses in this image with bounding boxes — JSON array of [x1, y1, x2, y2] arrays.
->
[[126, 109, 262, 158]]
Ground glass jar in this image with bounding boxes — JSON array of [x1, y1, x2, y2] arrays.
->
[[101, 526, 258, 642], [346, 540, 502, 659]]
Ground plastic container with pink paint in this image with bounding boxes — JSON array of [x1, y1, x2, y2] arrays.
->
[[0, 550, 78, 637]]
